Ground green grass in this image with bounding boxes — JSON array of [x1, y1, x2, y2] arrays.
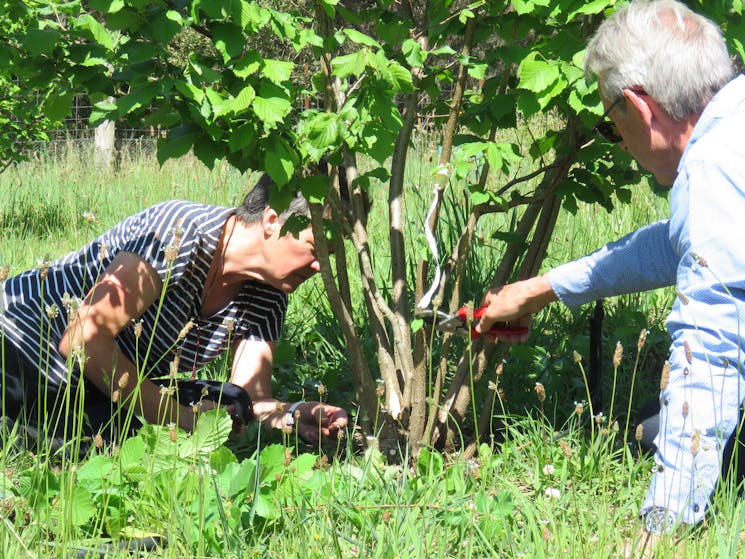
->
[[1, 147, 743, 558]]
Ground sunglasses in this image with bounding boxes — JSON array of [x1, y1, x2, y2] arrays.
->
[[592, 96, 625, 143], [592, 88, 648, 144]]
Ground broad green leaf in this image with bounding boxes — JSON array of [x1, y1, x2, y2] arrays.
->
[[258, 444, 286, 482], [469, 190, 490, 205], [512, 0, 550, 15], [175, 80, 205, 103], [228, 121, 257, 152], [517, 52, 561, 93], [343, 28, 381, 48], [402, 38, 425, 68], [304, 112, 341, 152], [384, 60, 414, 92], [147, 10, 182, 43], [74, 14, 115, 50], [157, 126, 197, 165], [213, 21, 245, 62], [88, 0, 125, 12], [467, 62, 488, 80], [298, 174, 330, 204], [417, 447, 444, 476], [76, 455, 114, 481], [178, 408, 232, 457], [65, 486, 96, 527], [233, 50, 262, 78], [200, 0, 226, 20], [289, 453, 317, 477], [227, 459, 257, 498], [265, 139, 296, 186], [43, 93, 73, 122], [332, 51, 370, 78], [262, 59, 294, 84], [22, 28, 61, 56], [252, 85, 292, 125]]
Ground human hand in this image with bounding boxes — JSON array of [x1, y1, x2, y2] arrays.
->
[[474, 276, 557, 342], [290, 402, 348, 444]]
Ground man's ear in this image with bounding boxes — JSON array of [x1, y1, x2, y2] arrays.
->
[[262, 207, 280, 237], [624, 88, 654, 126]]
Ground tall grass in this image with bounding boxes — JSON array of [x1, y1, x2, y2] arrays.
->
[[2, 147, 742, 558]]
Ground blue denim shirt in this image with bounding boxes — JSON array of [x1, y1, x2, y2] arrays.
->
[[548, 74, 745, 525]]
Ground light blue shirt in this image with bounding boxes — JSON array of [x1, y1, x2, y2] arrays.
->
[[548, 74, 745, 525]]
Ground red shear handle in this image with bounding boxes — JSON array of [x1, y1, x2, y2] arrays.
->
[[456, 305, 530, 339]]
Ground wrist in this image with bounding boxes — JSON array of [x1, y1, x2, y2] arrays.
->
[[283, 401, 306, 428]]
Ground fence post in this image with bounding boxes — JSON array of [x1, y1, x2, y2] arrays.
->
[[94, 96, 116, 169]]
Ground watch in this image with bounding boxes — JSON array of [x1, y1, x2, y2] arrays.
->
[[284, 401, 306, 428]]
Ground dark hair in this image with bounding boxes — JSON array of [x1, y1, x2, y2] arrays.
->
[[235, 174, 310, 224]]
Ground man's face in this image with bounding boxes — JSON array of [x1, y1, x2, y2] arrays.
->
[[266, 225, 321, 293], [603, 90, 680, 187]]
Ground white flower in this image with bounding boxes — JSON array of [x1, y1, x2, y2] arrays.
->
[[544, 487, 561, 499], [542, 464, 555, 476]]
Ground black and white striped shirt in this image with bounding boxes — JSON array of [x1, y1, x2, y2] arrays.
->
[[0, 200, 287, 387]]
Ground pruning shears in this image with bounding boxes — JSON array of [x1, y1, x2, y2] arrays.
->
[[416, 305, 529, 339]]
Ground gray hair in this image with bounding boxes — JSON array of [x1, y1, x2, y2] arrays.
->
[[235, 174, 310, 225], [584, 0, 734, 121]]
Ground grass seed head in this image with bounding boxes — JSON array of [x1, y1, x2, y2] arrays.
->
[[635, 423, 644, 442], [117, 372, 130, 389], [613, 341, 623, 367], [535, 382, 546, 403], [683, 340, 693, 364], [637, 328, 649, 351], [691, 430, 701, 455], [660, 361, 671, 390]]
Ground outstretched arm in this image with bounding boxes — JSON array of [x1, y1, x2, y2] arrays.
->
[[230, 338, 348, 443], [475, 275, 558, 342]]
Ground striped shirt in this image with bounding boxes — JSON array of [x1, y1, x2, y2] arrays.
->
[[0, 200, 287, 387]]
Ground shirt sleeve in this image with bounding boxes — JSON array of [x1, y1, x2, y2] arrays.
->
[[105, 201, 200, 284], [547, 219, 678, 308]]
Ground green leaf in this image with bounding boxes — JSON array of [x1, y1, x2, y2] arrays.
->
[[148, 10, 182, 44], [517, 52, 561, 93], [298, 175, 329, 204], [411, 318, 424, 334], [71, 486, 97, 526], [402, 38, 425, 68], [88, 0, 125, 12], [228, 121, 257, 152], [304, 112, 341, 153], [332, 51, 370, 78], [262, 59, 294, 84], [417, 447, 444, 476], [343, 28, 381, 48], [43, 93, 73, 123], [22, 28, 61, 56], [157, 125, 197, 165], [227, 459, 257, 498], [74, 14, 115, 51], [264, 139, 296, 186], [384, 60, 414, 92], [252, 84, 292, 125], [469, 189, 490, 205], [179, 408, 232, 457], [233, 50, 262, 78], [213, 21, 245, 62]]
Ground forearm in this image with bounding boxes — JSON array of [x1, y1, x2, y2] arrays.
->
[[251, 398, 286, 430], [548, 220, 677, 308], [61, 332, 194, 431]]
